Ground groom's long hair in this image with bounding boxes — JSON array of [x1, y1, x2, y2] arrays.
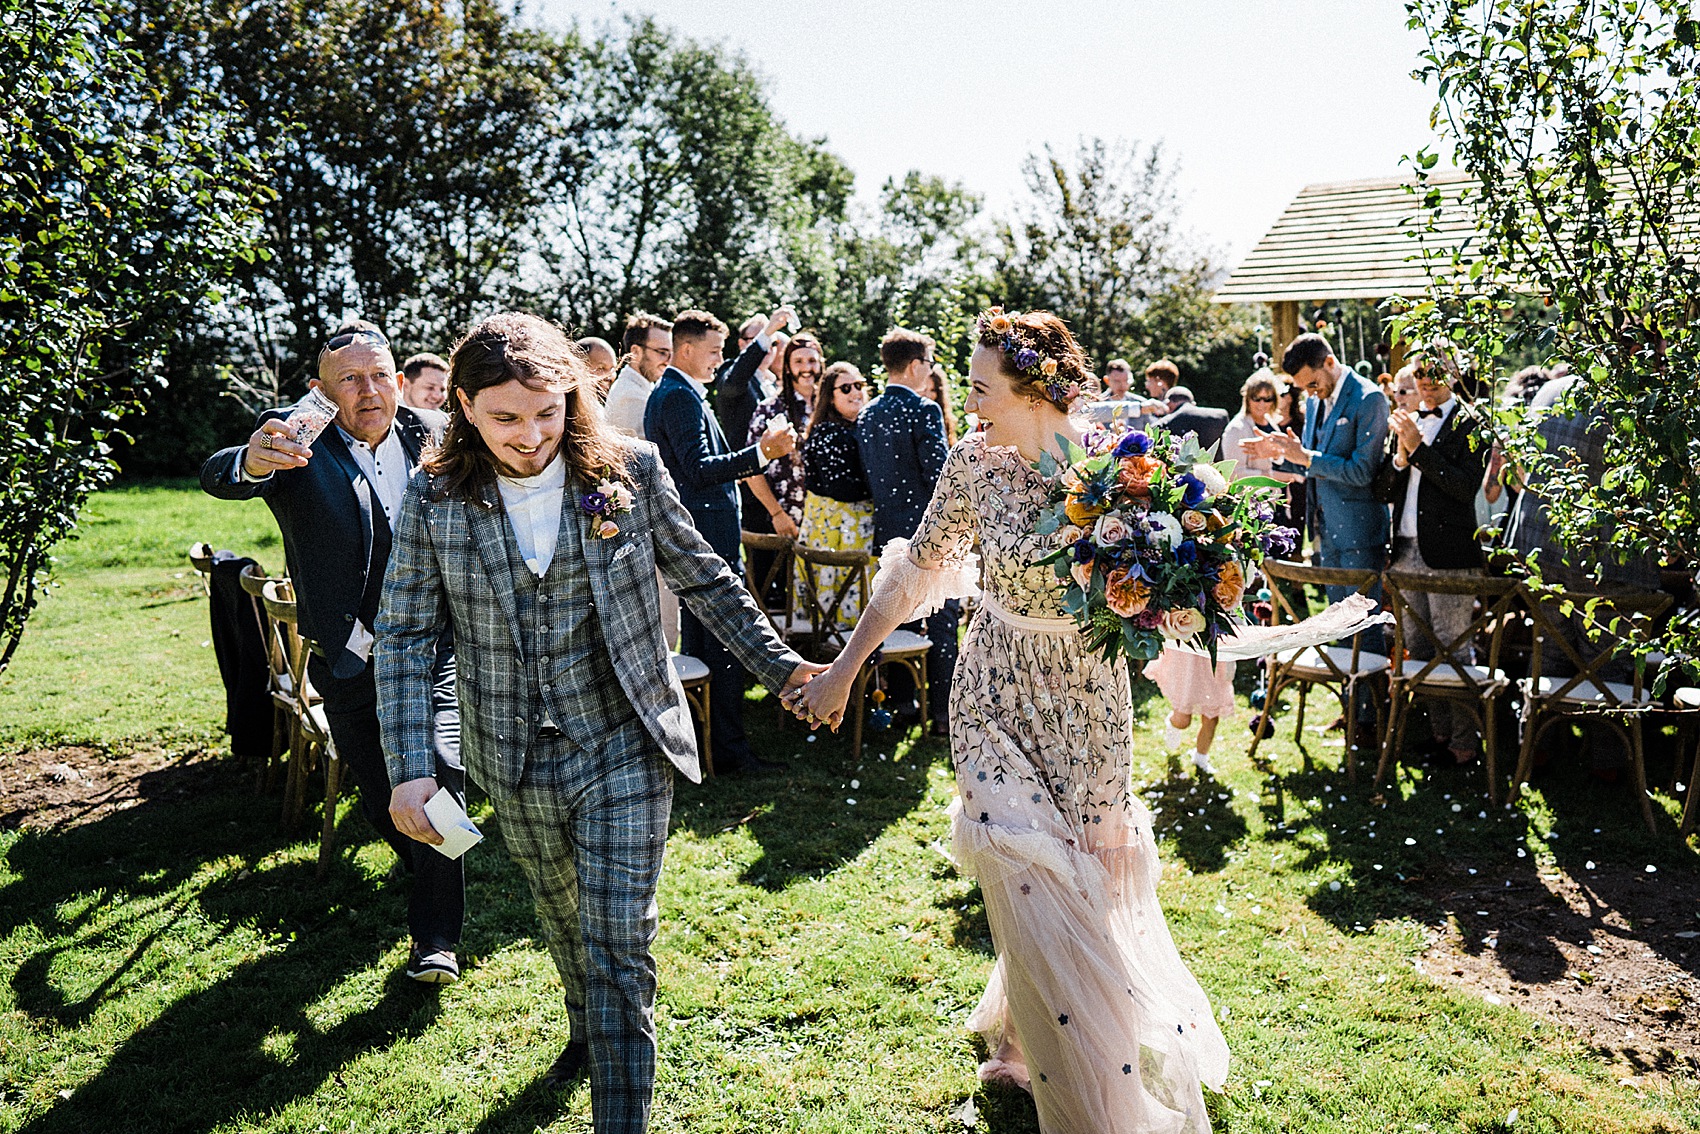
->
[[425, 312, 630, 503]]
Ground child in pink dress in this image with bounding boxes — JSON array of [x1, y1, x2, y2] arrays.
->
[[1148, 647, 1236, 776]]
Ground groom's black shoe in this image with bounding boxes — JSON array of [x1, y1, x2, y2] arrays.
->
[[541, 1040, 590, 1089]]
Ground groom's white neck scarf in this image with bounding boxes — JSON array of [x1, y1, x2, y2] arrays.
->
[[496, 451, 567, 577]]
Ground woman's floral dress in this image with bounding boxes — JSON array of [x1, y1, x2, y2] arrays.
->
[[873, 431, 1229, 1134]]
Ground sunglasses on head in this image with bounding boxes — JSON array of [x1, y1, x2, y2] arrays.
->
[[319, 329, 389, 357]]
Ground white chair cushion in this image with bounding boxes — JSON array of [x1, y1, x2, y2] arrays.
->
[[671, 653, 710, 683], [1274, 645, 1390, 677], [880, 629, 933, 655], [1396, 658, 1508, 687], [1530, 675, 1652, 707]]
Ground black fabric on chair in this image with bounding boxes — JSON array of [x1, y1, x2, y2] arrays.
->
[[208, 552, 273, 761]]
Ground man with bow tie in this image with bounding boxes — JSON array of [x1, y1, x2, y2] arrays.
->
[[1372, 358, 1490, 764], [200, 320, 464, 985]]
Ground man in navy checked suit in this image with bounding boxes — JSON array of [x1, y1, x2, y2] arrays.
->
[[644, 310, 798, 774], [856, 328, 958, 731]]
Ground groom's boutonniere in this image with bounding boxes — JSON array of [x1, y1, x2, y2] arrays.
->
[[580, 471, 635, 539]]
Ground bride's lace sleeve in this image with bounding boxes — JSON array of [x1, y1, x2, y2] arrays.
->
[[869, 438, 982, 622]]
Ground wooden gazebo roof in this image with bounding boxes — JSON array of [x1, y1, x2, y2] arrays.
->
[[1214, 172, 1478, 303]]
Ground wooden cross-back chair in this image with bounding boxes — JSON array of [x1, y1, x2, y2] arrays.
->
[[1246, 559, 1388, 782], [239, 562, 293, 793], [669, 653, 712, 777], [792, 543, 931, 764], [1510, 585, 1673, 832], [187, 541, 216, 594], [259, 581, 344, 875], [1375, 571, 1521, 802], [740, 529, 811, 642]]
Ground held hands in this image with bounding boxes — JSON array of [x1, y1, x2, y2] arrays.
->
[[758, 418, 797, 461], [242, 418, 313, 478], [783, 659, 856, 731], [389, 777, 443, 846]]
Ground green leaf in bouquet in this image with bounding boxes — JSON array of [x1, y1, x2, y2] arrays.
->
[[1233, 475, 1287, 489], [1213, 459, 1238, 479], [1173, 435, 1202, 465], [1063, 587, 1087, 617], [1038, 448, 1058, 478], [1035, 507, 1062, 536], [1057, 432, 1087, 466]]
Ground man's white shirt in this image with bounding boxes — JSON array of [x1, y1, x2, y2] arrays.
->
[[1395, 396, 1456, 540], [336, 423, 408, 523], [497, 451, 567, 578]]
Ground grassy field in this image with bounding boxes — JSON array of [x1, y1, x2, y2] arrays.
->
[[0, 483, 1696, 1132]]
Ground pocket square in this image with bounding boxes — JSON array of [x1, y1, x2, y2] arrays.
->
[[611, 542, 639, 563]]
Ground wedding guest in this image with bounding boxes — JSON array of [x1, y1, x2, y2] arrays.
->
[[925, 362, 959, 446], [858, 329, 957, 733], [1389, 366, 1420, 414], [714, 308, 793, 452], [1151, 645, 1234, 777], [1143, 358, 1179, 408], [1220, 369, 1297, 483], [576, 335, 618, 399], [745, 334, 821, 540], [646, 310, 798, 775], [1088, 357, 1163, 428], [201, 320, 464, 984], [604, 313, 673, 439], [401, 352, 450, 412], [1503, 364, 1551, 408], [1373, 359, 1489, 766], [1505, 372, 1660, 779], [800, 360, 874, 625], [377, 312, 821, 1124], [1243, 332, 1390, 737], [1161, 385, 1229, 451], [1274, 383, 1309, 535]]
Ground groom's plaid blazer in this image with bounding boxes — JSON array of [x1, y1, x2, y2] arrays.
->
[[374, 439, 801, 796]]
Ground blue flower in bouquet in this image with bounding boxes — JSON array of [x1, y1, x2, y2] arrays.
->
[[1072, 538, 1096, 563], [1175, 539, 1199, 566], [1177, 473, 1207, 509], [1112, 430, 1153, 458]]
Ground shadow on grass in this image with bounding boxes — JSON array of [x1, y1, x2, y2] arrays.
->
[[667, 692, 942, 890], [1, 760, 450, 1134]]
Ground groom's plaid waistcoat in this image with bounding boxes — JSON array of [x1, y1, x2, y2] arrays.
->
[[375, 441, 801, 798]]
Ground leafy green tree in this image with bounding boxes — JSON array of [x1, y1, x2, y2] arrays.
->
[[0, 0, 265, 672], [993, 137, 1233, 381], [1398, 0, 1700, 677]]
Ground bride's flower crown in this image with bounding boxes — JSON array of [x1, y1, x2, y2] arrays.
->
[[977, 307, 1080, 405]]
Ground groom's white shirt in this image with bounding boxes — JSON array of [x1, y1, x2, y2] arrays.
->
[[496, 451, 566, 577]]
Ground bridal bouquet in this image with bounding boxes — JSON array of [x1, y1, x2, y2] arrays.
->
[[1036, 426, 1298, 664]]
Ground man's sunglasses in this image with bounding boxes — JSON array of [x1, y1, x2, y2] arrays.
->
[[319, 329, 390, 357]]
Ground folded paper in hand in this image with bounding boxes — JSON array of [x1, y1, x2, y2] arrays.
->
[[423, 788, 483, 860]]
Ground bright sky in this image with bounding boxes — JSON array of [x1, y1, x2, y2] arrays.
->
[[536, 0, 1449, 269]]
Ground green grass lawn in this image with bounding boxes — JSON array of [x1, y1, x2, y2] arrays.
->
[[1, 483, 1696, 1132]]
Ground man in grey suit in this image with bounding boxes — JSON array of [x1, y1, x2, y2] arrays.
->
[[375, 313, 821, 1134]]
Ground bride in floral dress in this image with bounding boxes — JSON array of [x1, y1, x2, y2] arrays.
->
[[792, 311, 1229, 1133]]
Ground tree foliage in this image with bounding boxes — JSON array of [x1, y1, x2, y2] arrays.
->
[[993, 138, 1236, 380], [1398, 0, 1700, 678], [0, 0, 265, 673]]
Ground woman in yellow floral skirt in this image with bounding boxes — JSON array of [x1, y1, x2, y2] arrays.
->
[[799, 361, 874, 625]]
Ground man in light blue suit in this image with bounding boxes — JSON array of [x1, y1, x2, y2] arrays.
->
[[1243, 333, 1390, 727]]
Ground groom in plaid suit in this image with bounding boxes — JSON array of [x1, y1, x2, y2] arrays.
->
[[375, 313, 821, 1133]]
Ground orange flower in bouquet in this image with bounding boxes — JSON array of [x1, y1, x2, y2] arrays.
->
[[1212, 560, 1246, 609], [1117, 454, 1165, 497], [1104, 568, 1152, 617]]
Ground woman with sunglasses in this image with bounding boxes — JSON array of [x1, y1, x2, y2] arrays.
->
[[798, 361, 874, 624]]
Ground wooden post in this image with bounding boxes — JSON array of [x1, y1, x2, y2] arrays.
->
[[1270, 300, 1300, 372]]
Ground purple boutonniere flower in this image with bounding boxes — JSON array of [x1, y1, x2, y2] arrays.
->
[[580, 491, 608, 516]]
